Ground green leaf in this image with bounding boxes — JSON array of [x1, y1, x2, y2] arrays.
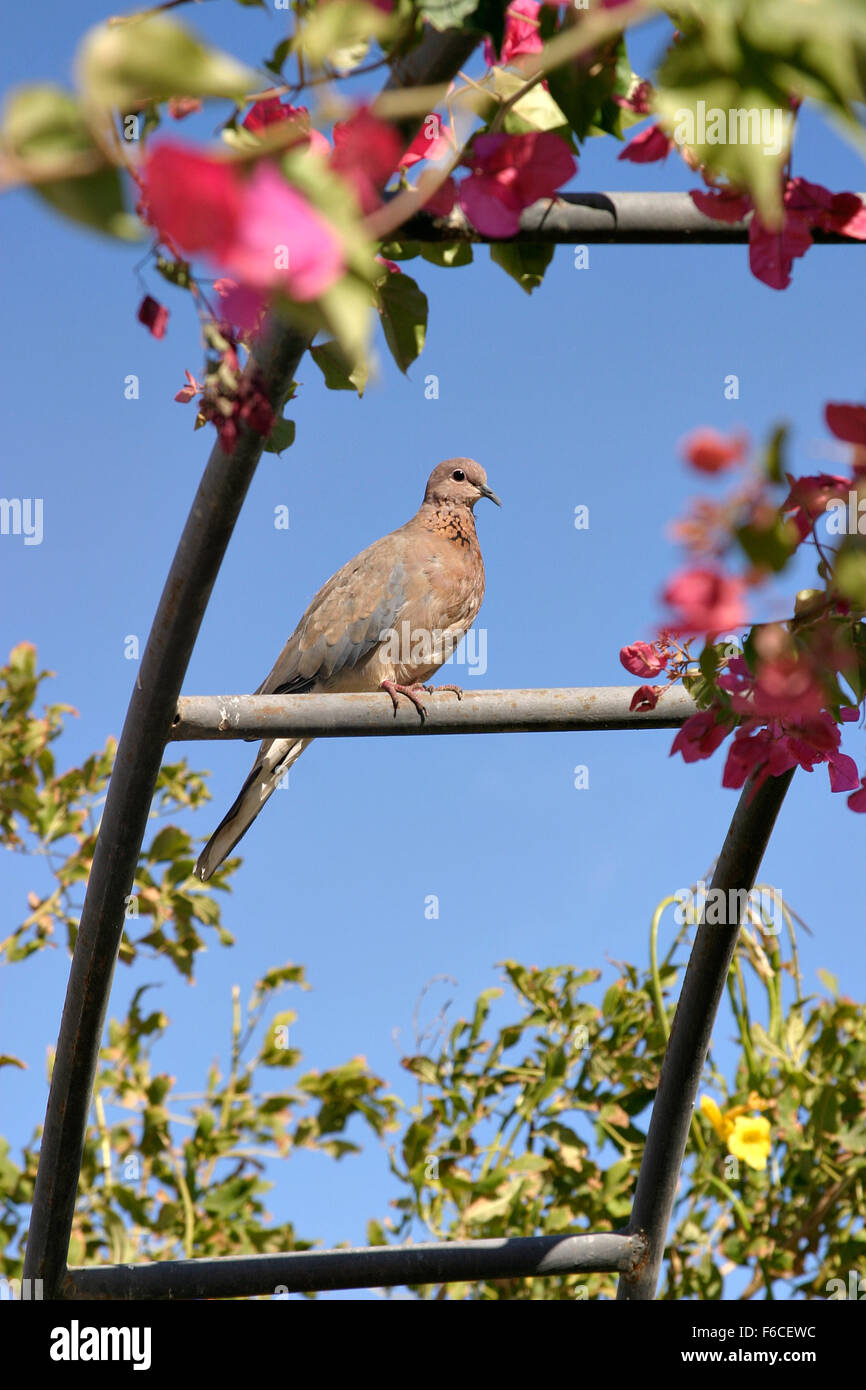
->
[[378, 270, 428, 372], [263, 417, 296, 455], [544, 35, 631, 143], [311, 340, 368, 395], [1, 85, 138, 239], [835, 546, 866, 609], [763, 422, 787, 484], [490, 67, 570, 135], [735, 514, 798, 572], [418, 0, 482, 34], [418, 241, 474, 267], [489, 242, 553, 294], [297, 1, 395, 67], [76, 18, 257, 108]]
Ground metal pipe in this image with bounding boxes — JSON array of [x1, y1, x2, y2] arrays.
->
[[23, 26, 484, 1301], [169, 686, 696, 740], [397, 191, 866, 244], [65, 1231, 645, 1299], [616, 768, 795, 1301]]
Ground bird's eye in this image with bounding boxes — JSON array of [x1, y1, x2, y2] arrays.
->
[[452, 469, 466, 481]]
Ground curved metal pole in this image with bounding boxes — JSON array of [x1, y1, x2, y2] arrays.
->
[[23, 26, 481, 1299], [617, 768, 795, 1301]]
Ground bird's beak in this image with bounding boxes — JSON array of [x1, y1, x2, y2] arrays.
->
[[478, 482, 502, 507]]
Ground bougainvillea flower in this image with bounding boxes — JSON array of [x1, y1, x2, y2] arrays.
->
[[615, 79, 652, 115], [620, 641, 667, 677], [680, 428, 747, 474], [168, 97, 202, 121], [423, 176, 458, 217], [782, 472, 849, 540], [618, 123, 672, 164], [458, 131, 576, 237], [719, 654, 824, 721], [242, 98, 330, 156], [224, 162, 344, 300], [663, 567, 747, 633], [483, 0, 543, 67], [174, 369, 202, 403], [692, 176, 866, 290], [690, 187, 752, 224], [143, 142, 243, 258], [399, 116, 454, 169], [331, 108, 402, 212], [670, 709, 732, 764], [137, 295, 168, 339], [630, 684, 661, 711], [826, 402, 866, 445], [143, 144, 344, 303], [847, 776, 866, 812]]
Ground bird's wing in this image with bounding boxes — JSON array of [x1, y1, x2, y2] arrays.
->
[[255, 528, 414, 695]]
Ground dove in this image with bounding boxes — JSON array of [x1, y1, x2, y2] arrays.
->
[[194, 458, 500, 880]]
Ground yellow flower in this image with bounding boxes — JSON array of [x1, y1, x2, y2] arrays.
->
[[699, 1095, 733, 1141], [727, 1114, 772, 1171]]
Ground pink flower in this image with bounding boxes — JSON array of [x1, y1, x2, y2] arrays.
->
[[242, 99, 330, 156], [143, 145, 343, 302], [618, 124, 672, 164], [423, 177, 458, 217], [719, 654, 824, 721], [143, 142, 242, 259], [225, 162, 344, 301], [681, 428, 747, 475], [458, 132, 576, 237], [826, 403, 866, 446], [168, 97, 202, 121], [847, 776, 866, 812], [137, 295, 168, 339], [690, 187, 752, 224], [692, 176, 866, 290], [630, 685, 661, 712], [483, 0, 543, 67], [663, 568, 747, 634], [615, 80, 652, 116], [671, 710, 731, 764], [620, 641, 667, 677], [399, 116, 454, 169], [174, 369, 202, 403], [331, 108, 402, 213], [782, 473, 849, 541]]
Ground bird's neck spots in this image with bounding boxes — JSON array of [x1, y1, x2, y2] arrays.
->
[[421, 504, 477, 549]]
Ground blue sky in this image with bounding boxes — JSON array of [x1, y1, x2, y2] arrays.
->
[[2, 3, 865, 1299]]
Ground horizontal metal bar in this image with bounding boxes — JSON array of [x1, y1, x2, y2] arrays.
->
[[169, 686, 695, 740], [398, 191, 866, 244], [65, 1231, 645, 1299]]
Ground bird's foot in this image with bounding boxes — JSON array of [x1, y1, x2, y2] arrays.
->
[[425, 683, 463, 700], [381, 680, 430, 722]]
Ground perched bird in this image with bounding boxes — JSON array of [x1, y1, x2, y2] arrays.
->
[[194, 458, 500, 881]]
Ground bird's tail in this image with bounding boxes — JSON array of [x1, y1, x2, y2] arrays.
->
[[194, 736, 312, 882]]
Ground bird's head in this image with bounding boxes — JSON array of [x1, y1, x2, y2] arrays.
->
[[423, 458, 501, 510]]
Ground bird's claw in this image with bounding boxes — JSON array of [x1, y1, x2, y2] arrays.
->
[[381, 680, 428, 722]]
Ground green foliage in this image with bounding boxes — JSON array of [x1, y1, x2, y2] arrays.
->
[[0, 647, 397, 1282], [375, 900, 866, 1300], [490, 241, 553, 293]]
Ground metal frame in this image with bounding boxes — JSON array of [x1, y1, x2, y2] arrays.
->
[[22, 23, 822, 1301]]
